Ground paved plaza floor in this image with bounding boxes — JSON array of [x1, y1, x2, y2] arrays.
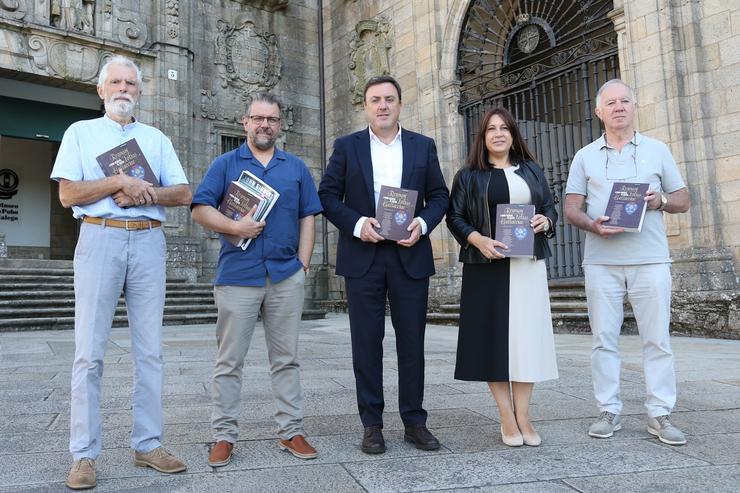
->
[[1, 313, 739, 492]]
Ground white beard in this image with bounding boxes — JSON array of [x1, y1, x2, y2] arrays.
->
[[105, 96, 135, 120]]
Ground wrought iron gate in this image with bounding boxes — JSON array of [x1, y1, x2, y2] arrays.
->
[[457, 0, 619, 279]]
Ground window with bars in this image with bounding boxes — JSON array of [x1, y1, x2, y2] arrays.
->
[[220, 135, 242, 154]]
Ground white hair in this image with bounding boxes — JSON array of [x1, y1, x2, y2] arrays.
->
[[97, 55, 143, 88], [595, 79, 636, 107]]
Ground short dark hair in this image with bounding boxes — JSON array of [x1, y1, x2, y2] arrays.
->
[[467, 107, 537, 170], [245, 92, 284, 116], [363, 75, 402, 102]]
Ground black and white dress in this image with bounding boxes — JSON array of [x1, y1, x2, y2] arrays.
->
[[454, 166, 558, 383]]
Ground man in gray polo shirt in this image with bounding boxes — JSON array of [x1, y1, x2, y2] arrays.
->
[[565, 79, 690, 446], [51, 55, 192, 489]]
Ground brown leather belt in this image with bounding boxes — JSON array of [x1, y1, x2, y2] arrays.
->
[[83, 216, 161, 230]]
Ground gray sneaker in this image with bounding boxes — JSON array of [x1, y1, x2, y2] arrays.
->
[[588, 411, 622, 438], [648, 415, 686, 445]]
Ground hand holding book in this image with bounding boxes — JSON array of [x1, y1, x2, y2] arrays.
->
[[218, 170, 280, 249], [230, 205, 265, 238], [603, 182, 649, 233]]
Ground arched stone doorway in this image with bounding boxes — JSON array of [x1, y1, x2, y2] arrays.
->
[[456, 0, 619, 279]]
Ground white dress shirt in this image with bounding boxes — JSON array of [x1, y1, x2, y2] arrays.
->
[[353, 125, 428, 238]]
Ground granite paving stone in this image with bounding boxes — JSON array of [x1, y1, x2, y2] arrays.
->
[[0, 314, 737, 492], [563, 464, 740, 493]]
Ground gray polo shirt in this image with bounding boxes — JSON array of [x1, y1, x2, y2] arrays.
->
[[565, 132, 686, 265]]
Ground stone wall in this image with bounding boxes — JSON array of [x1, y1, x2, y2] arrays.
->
[[0, 0, 325, 301], [612, 0, 740, 333], [322, 0, 462, 301]]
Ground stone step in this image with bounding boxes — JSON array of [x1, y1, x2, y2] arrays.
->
[[0, 308, 327, 331], [0, 313, 219, 331], [0, 281, 212, 292], [0, 295, 215, 308], [0, 303, 218, 318], [548, 279, 586, 289], [550, 300, 589, 312], [0, 268, 75, 277], [427, 312, 459, 325], [438, 304, 460, 313], [549, 289, 588, 299], [0, 259, 73, 269]]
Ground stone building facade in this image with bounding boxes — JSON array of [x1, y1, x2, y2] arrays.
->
[[1, 0, 738, 335], [0, 0, 325, 298], [321, 0, 739, 337]]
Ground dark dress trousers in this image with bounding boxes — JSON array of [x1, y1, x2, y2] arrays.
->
[[318, 127, 449, 427]]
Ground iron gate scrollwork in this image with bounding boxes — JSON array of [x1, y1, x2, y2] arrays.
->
[[457, 0, 619, 279]]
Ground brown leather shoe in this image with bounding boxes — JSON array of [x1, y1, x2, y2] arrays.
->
[[66, 458, 96, 490], [278, 435, 318, 459], [133, 446, 187, 473], [361, 426, 386, 454], [404, 425, 441, 451], [208, 440, 234, 467]]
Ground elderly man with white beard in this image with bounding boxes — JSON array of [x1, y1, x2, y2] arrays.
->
[[50, 55, 192, 490]]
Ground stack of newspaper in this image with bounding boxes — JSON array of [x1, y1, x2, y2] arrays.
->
[[218, 170, 280, 249]]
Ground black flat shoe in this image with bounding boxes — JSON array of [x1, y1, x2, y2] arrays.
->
[[361, 426, 386, 454], [404, 425, 441, 451]]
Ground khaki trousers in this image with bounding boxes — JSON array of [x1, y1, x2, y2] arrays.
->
[[211, 269, 306, 442]]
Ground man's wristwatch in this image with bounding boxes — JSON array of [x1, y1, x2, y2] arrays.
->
[[657, 193, 668, 211]]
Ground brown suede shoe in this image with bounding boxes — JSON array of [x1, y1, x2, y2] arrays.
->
[[278, 435, 318, 459], [133, 446, 187, 473], [208, 440, 234, 467], [66, 458, 96, 490]]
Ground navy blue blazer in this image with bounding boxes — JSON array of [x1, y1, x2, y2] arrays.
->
[[318, 127, 449, 279]]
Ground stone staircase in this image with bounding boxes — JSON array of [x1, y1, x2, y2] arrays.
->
[[0, 259, 324, 332], [427, 278, 637, 334]]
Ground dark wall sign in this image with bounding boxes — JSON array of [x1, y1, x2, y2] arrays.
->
[[0, 168, 19, 199], [0, 168, 20, 223]]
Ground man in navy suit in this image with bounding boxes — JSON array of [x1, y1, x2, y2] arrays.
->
[[319, 75, 449, 454]]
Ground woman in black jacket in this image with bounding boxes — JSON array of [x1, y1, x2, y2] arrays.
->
[[446, 107, 559, 447]]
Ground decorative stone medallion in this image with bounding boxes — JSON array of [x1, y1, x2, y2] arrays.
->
[[348, 17, 392, 105], [0, 0, 27, 20], [28, 35, 112, 82], [214, 18, 281, 93]]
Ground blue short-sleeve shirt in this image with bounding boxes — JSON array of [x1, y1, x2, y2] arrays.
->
[[192, 142, 323, 286]]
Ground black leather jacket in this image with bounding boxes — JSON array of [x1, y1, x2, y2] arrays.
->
[[446, 160, 558, 263]]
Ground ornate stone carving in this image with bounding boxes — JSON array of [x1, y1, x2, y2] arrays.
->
[[50, 0, 95, 35], [102, 0, 112, 17], [201, 89, 294, 133], [166, 0, 179, 40], [440, 80, 461, 118], [0, 0, 27, 20], [117, 16, 147, 48], [348, 17, 391, 105], [245, 0, 288, 12], [213, 18, 282, 93], [28, 35, 109, 82]]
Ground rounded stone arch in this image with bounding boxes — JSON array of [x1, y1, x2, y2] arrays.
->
[[439, 0, 473, 89], [448, 0, 620, 280], [436, 0, 475, 177]]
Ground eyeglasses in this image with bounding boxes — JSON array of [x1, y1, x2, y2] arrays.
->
[[248, 115, 281, 126], [605, 147, 637, 180]]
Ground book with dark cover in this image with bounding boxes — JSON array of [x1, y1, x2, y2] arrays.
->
[[604, 182, 649, 232], [494, 204, 535, 257], [96, 138, 159, 186], [374, 185, 419, 241], [218, 174, 280, 250]]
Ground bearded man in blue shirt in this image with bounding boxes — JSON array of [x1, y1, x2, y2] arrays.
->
[[191, 92, 323, 467]]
